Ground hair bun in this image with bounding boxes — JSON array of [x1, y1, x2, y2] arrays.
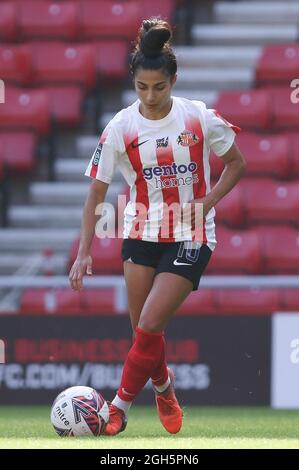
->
[[140, 19, 171, 58]]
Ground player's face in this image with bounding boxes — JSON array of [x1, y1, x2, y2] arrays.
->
[[134, 68, 177, 118]]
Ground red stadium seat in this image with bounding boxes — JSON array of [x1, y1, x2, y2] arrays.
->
[[20, 288, 83, 315], [257, 226, 299, 273], [268, 86, 299, 130], [207, 226, 263, 274], [215, 184, 245, 227], [213, 89, 272, 130], [0, 131, 37, 173], [32, 42, 96, 89], [0, 2, 18, 41], [242, 178, 298, 226], [235, 132, 291, 179], [19, 1, 79, 40], [285, 132, 299, 176], [141, 0, 175, 21], [93, 40, 128, 80], [82, 289, 119, 315], [216, 288, 281, 315], [43, 86, 84, 126], [0, 87, 50, 135], [69, 236, 123, 274], [0, 45, 33, 86], [80, 0, 140, 40], [281, 289, 299, 311], [256, 45, 299, 85], [176, 289, 217, 315]]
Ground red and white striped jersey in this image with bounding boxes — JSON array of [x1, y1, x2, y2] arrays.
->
[[85, 96, 240, 246]]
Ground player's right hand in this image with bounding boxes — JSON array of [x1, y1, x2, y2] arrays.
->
[[69, 255, 93, 291]]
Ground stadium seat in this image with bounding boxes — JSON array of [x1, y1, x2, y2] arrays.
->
[[0, 2, 18, 41], [79, 0, 140, 40], [0, 87, 50, 135], [207, 226, 263, 274], [19, 1, 79, 40], [242, 178, 298, 226], [0, 131, 37, 173], [268, 86, 299, 130], [281, 289, 299, 311], [0, 45, 33, 86], [257, 226, 299, 273], [20, 288, 83, 315], [216, 288, 281, 315], [82, 288, 119, 315], [43, 86, 84, 126], [92, 40, 128, 80], [285, 132, 299, 176], [213, 89, 272, 130], [142, 0, 175, 21], [32, 42, 96, 89], [215, 184, 245, 227], [69, 236, 123, 274], [235, 132, 291, 179], [256, 45, 299, 85], [176, 289, 217, 315]]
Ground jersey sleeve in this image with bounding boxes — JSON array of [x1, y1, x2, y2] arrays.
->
[[85, 122, 120, 183], [205, 108, 241, 157]]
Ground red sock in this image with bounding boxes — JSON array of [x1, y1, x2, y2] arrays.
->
[[151, 334, 169, 387], [117, 327, 165, 402]]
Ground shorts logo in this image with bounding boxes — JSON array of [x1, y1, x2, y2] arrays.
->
[[177, 130, 200, 147], [156, 137, 169, 148], [92, 143, 103, 166]]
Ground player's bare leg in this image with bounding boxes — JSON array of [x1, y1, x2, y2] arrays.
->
[[123, 261, 156, 333]]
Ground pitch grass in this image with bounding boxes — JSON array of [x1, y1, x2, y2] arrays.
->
[[0, 406, 299, 449]]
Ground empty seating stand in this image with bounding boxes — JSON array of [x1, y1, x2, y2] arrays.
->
[[0, 131, 37, 173], [207, 226, 263, 274], [256, 44, 299, 85], [214, 89, 272, 130], [20, 288, 83, 315], [242, 178, 299, 226], [0, 44, 33, 86], [79, 0, 141, 40], [0, 87, 50, 135], [0, 2, 18, 41], [19, 0, 79, 40]]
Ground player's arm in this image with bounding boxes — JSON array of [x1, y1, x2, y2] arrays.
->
[[202, 142, 246, 215], [69, 179, 109, 291]]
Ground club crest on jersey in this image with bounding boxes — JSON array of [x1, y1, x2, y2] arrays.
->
[[92, 143, 103, 166], [156, 137, 169, 148], [177, 130, 200, 147]]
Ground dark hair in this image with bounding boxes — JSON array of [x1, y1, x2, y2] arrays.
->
[[130, 17, 177, 77]]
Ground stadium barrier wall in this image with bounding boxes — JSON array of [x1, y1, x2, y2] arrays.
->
[[0, 315, 271, 406]]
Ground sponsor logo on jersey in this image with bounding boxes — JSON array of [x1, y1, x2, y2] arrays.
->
[[143, 161, 198, 180], [156, 136, 169, 148], [177, 130, 200, 147], [92, 143, 103, 166]]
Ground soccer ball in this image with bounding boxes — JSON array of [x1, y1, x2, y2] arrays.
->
[[50, 386, 109, 437]]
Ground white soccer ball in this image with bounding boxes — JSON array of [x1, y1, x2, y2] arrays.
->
[[50, 386, 109, 437]]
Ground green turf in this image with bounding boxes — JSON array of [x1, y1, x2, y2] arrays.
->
[[0, 406, 298, 449]]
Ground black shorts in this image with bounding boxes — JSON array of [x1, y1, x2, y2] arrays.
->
[[121, 239, 212, 291]]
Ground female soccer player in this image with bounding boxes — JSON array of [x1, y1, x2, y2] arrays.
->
[[69, 18, 246, 436]]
